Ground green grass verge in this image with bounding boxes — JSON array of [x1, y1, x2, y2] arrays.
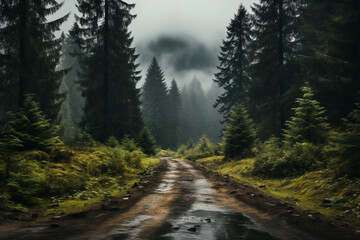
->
[[0, 146, 161, 222], [196, 156, 360, 228]]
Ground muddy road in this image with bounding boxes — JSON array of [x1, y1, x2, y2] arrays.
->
[[0, 158, 358, 240]]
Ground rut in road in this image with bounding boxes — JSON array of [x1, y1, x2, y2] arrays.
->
[[83, 158, 319, 240]]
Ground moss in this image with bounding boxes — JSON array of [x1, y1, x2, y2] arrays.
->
[[0, 146, 162, 221], [196, 156, 360, 228]]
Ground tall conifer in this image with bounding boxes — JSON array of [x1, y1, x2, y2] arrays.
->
[[74, 0, 143, 141], [142, 58, 169, 148], [0, 0, 69, 121], [283, 83, 329, 146], [214, 5, 251, 118], [168, 79, 182, 149], [248, 0, 303, 139]]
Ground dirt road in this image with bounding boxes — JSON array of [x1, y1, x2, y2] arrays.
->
[[0, 158, 358, 240]]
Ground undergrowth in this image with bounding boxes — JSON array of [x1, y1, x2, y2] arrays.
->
[[196, 156, 360, 228], [0, 145, 160, 221]]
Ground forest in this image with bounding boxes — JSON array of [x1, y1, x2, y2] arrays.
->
[[0, 0, 360, 235]]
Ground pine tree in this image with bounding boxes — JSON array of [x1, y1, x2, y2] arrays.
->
[[206, 82, 224, 143], [0, 0, 69, 121], [300, 0, 360, 124], [283, 83, 329, 146], [223, 102, 256, 159], [0, 94, 61, 152], [214, 5, 251, 118], [59, 30, 84, 126], [137, 127, 156, 155], [142, 58, 169, 148], [329, 98, 360, 177], [248, 0, 303, 139], [168, 79, 182, 149], [180, 78, 207, 143], [74, 0, 143, 141]]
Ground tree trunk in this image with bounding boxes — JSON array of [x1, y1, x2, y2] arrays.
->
[[19, 0, 29, 107], [278, 0, 285, 132], [103, 0, 109, 139]]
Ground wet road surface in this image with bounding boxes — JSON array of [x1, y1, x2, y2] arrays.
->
[[0, 158, 321, 240], [84, 158, 318, 240]]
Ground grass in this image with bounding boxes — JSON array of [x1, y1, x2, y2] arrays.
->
[[0, 146, 161, 222], [196, 156, 360, 228]]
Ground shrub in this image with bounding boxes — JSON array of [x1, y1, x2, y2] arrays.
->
[[253, 137, 326, 178], [0, 94, 62, 152], [137, 127, 156, 155], [120, 136, 138, 152], [6, 172, 46, 205], [327, 99, 360, 177], [75, 132, 97, 147], [105, 136, 120, 148], [179, 136, 218, 161], [223, 103, 256, 160]]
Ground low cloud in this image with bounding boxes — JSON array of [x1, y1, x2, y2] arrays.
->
[[137, 35, 219, 90]]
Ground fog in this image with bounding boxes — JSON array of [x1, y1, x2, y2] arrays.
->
[[57, 0, 258, 89]]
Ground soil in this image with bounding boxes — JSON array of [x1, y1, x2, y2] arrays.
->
[[0, 158, 359, 240]]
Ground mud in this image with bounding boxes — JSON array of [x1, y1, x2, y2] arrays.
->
[[0, 158, 359, 240]]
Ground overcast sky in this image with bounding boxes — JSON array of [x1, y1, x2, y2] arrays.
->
[[58, 0, 258, 90]]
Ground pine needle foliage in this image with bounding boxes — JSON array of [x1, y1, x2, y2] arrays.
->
[[142, 58, 169, 148], [223, 103, 256, 159], [0, 0, 70, 120], [283, 83, 329, 146], [328, 98, 360, 177], [137, 127, 156, 156], [214, 5, 252, 118], [0, 94, 61, 152]]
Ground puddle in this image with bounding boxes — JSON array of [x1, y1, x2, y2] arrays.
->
[[91, 215, 152, 240], [0, 226, 48, 237], [154, 181, 174, 194], [160, 206, 280, 240]]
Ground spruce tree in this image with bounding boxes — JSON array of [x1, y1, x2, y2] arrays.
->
[[180, 78, 207, 143], [214, 5, 251, 118], [283, 83, 329, 146], [168, 79, 182, 150], [329, 98, 360, 177], [0, 0, 69, 121], [142, 58, 169, 148], [0, 94, 61, 152], [248, 0, 303, 139], [300, 0, 360, 124], [74, 0, 143, 141], [223, 102, 256, 159], [137, 127, 156, 155], [59, 30, 84, 126], [206, 82, 224, 143]]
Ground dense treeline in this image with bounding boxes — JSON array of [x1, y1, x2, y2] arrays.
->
[[141, 60, 223, 150], [0, 0, 159, 215], [212, 1, 360, 177]]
